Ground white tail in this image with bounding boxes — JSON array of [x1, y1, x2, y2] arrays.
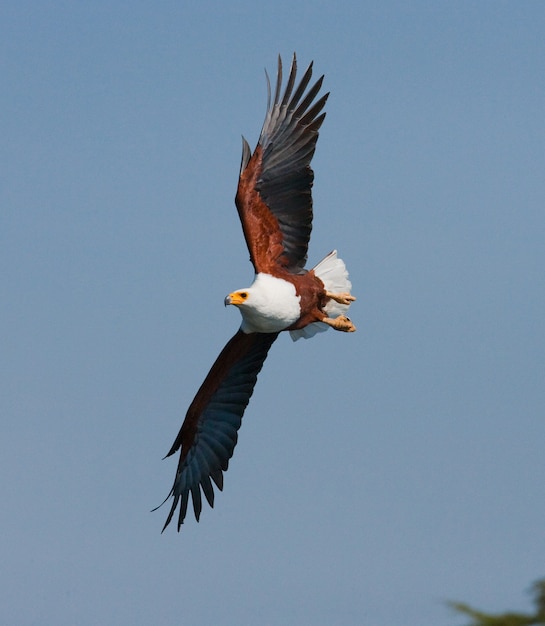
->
[[290, 250, 354, 341]]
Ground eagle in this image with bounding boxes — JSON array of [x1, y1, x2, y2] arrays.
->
[[159, 54, 356, 531]]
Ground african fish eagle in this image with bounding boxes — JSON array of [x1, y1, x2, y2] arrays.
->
[[159, 54, 356, 531]]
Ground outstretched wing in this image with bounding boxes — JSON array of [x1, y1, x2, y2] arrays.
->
[[236, 54, 329, 274], [160, 330, 278, 531]]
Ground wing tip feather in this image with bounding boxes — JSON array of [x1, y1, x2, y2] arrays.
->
[[240, 135, 252, 174]]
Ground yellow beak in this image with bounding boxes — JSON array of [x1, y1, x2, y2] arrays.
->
[[224, 291, 248, 306]]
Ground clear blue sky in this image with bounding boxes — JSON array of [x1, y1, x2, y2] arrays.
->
[[2, 2, 544, 624]]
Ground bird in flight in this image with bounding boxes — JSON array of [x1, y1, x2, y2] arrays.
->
[[159, 54, 356, 531]]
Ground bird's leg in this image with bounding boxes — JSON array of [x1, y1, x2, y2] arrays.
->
[[325, 291, 356, 306], [321, 315, 356, 332], [320, 291, 356, 332]]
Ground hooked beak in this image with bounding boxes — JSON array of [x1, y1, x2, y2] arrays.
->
[[224, 291, 247, 306]]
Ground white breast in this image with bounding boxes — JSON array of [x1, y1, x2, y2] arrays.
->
[[239, 273, 301, 333]]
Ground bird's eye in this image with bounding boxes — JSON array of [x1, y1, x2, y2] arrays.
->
[[240, 292, 247, 299]]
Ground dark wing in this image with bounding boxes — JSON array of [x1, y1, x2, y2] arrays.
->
[[160, 330, 278, 531], [235, 54, 329, 274]]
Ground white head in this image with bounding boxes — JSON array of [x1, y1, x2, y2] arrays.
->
[[224, 273, 301, 333]]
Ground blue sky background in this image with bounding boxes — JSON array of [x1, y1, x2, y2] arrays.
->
[[2, 2, 544, 624]]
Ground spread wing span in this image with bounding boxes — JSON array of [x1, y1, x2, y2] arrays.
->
[[236, 54, 329, 273], [160, 330, 278, 531]]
